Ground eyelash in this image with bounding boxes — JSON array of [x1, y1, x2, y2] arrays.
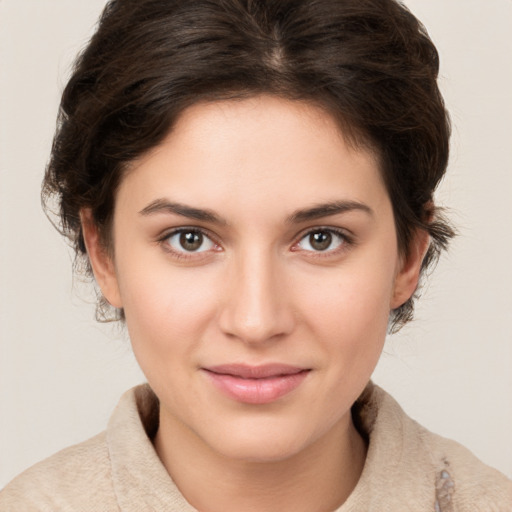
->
[[292, 227, 354, 257], [157, 226, 354, 260], [157, 227, 221, 261]]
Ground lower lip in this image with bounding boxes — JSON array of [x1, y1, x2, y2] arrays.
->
[[203, 370, 310, 404]]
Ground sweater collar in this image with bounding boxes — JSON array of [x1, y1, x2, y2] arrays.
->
[[106, 382, 438, 511], [107, 384, 197, 511]]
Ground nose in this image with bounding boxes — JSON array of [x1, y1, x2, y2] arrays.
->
[[217, 248, 295, 345]]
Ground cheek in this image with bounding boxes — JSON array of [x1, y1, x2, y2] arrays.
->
[[115, 256, 220, 369], [329, 283, 389, 378], [300, 263, 394, 338], [294, 252, 397, 383]]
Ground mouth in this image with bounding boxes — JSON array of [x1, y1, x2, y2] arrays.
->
[[201, 364, 311, 404]]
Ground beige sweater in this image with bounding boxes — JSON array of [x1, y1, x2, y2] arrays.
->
[[1, 383, 510, 511]]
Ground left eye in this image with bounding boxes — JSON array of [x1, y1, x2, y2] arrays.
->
[[296, 229, 345, 252], [165, 230, 216, 253]]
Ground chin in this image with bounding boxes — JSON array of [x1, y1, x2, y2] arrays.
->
[[199, 416, 318, 464], [217, 438, 308, 464]]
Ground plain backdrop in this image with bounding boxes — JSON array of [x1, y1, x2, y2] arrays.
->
[[1, 0, 511, 487]]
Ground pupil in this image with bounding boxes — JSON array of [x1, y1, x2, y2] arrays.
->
[[310, 231, 332, 251], [180, 231, 202, 251]]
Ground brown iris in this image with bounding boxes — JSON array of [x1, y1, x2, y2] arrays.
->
[[309, 231, 332, 251], [180, 231, 203, 251]]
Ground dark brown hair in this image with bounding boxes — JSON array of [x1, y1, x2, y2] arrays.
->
[[42, 0, 455, 330]]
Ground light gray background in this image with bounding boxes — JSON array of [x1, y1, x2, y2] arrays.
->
[[1, 0, 511, 487]]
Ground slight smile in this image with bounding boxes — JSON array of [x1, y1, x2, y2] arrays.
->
[[202, 364, 311, 405]]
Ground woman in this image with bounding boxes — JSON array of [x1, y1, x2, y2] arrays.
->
[[1, 0, 510, 510]]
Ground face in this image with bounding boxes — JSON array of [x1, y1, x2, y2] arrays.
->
[[85, 96, 424, 463]]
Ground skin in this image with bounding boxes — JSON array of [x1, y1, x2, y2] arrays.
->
[[82, 95, 428, 512]]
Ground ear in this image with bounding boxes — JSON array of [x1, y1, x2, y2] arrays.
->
[[391, 229, 430, 309], [80, 209, 123, 308]]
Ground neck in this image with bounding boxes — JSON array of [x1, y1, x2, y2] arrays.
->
[[154, 410, 367, 512]]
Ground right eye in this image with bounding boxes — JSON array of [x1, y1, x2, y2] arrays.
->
[[164, 229, 217, 254]]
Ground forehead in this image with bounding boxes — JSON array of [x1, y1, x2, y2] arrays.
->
[[118, 95, 388, 219]]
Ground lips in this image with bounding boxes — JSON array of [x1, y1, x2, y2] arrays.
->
[[202, 364, 310, 404]]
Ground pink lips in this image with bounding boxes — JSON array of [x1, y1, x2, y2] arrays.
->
[[202, 364, 310, 404]]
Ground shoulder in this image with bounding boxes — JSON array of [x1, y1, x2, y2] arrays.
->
[[0, 432, 118, 512], [351, 384, 512, 511], [378, 385, 512, 511], [424, 429, 512, 512]]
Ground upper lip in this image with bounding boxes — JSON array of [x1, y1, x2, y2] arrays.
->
[[203, 364, 308, 379]]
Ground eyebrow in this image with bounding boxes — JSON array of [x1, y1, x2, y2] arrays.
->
[[139, 199, 227, 225], [139, 198, 373, 225], [287, 200, 373, 223]]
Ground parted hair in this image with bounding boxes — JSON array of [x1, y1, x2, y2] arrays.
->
[[42, 0, 455, 330]]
